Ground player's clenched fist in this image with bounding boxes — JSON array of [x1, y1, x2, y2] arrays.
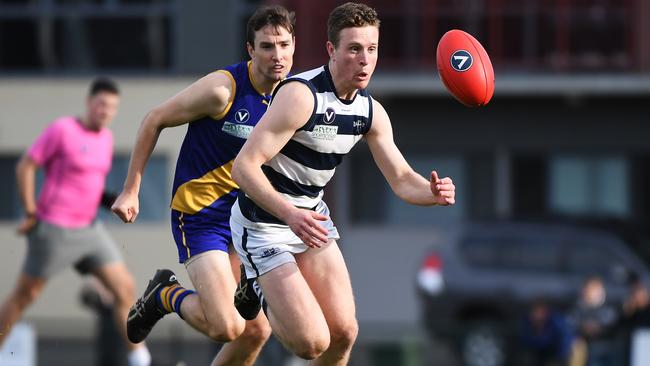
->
[[111, 191, 139, 223], [430, 170, 455, 206]]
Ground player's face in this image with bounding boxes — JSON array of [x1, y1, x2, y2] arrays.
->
[[86, 91, 120, 130], [248, 25, 295, 82], [329, 26, 379, 91]]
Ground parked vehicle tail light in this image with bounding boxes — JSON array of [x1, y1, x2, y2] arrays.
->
[[418, 253, 445, 295]]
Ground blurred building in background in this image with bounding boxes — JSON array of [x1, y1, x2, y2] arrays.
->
[[1, 0, 650, 365]]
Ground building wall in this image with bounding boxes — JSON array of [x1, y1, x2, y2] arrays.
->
[[2, 79, 650, 343], [0, 79, 440, 342]]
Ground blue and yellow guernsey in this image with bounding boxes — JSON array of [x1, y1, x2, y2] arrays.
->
[[171, 61, 270, 224]]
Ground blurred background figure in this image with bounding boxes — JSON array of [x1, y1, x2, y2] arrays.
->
[[622, 273, 650, 327], [520, 298, 574, 366], [0, 78, 151, 366], [569, 276, 620, 366], [622, 273, 650, 366]]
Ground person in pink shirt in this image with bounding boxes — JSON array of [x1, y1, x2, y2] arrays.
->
[[0, 78, 152, 366]]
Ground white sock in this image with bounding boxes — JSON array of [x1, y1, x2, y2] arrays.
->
[[128, 346, 152, 366]]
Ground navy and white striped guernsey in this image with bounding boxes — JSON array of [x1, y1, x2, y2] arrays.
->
[[238, 64, 373, 224]]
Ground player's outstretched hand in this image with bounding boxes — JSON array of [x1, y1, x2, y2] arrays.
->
[[285, 208, 329, 248], [111, 191, 139, 223], [430, 170, 455, 206]]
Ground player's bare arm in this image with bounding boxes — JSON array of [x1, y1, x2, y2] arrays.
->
[[112, 72, 234, 223], [232, 82, 330, 247], [15, 154, 39, 234], [366, 99, 455, 206]]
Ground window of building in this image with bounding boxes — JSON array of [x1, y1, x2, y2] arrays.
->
[[0, 0, 174, 72], [549, 155, 629, 218], [99, 154, 169, 222], [0, 156, 21, 219]]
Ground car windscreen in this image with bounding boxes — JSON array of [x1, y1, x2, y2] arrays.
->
[[460, 234, 562, 273]]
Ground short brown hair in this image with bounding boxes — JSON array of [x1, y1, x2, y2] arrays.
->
[[246, 5, 296, 48], [327, 2, 380, 47], [89, 77, 119, 96]]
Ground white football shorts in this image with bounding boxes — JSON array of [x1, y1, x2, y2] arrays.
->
[[230, 198, 340, 279]]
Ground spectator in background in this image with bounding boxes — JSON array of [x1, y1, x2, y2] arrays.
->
[[520, 298, 574, 366], [621, 273, 650, 365], [622, 274, 650, 327], [569, 276, 620, 366]]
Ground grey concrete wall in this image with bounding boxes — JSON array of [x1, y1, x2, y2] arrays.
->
[[0, 77, 194, 153], [176, 0, 241, 74]]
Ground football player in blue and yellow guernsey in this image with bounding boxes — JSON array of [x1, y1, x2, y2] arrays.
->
[[111, 5, 295, 365]]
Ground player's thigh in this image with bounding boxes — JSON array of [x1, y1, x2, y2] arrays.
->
[[295, 240, 357, 337], [257, 262, 329, 344], [185, 250, 239, 321]]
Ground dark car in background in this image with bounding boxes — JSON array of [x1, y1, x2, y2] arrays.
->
[[416, 222, 650, 366]]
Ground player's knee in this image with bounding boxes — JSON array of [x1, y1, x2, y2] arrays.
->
[[293, 335, 330, 360], [240, 319, 272, 346], [329, 320, 359, 351], [205, 319, 245, 342]]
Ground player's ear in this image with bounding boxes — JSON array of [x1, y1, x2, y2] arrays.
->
[[326, 41, 335, 60], [246, 42, 255, 58]]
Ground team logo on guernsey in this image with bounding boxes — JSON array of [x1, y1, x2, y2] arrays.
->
[[222, 122, 253, 139], [352, 119, 367, 134], [312, 125, 338, 140], [450, 50, 473, 72], [235, 109, 250, 123], [323, 108, 336, 124]]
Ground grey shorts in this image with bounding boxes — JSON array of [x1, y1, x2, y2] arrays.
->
[[23, 220, 123, 278]]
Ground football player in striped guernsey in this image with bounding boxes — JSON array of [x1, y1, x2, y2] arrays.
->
[[230, 2, 456, 364]]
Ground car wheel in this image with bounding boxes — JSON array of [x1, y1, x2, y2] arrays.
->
[[460, 322, 506, 366]]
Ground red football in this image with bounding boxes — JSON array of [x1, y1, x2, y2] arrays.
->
[[436, 29, 494, 107]]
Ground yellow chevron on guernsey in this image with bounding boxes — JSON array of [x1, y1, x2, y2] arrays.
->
[[171, 160, 239, 214]]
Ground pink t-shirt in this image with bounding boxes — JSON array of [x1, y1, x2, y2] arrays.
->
[[28, 116, 113, 228]]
